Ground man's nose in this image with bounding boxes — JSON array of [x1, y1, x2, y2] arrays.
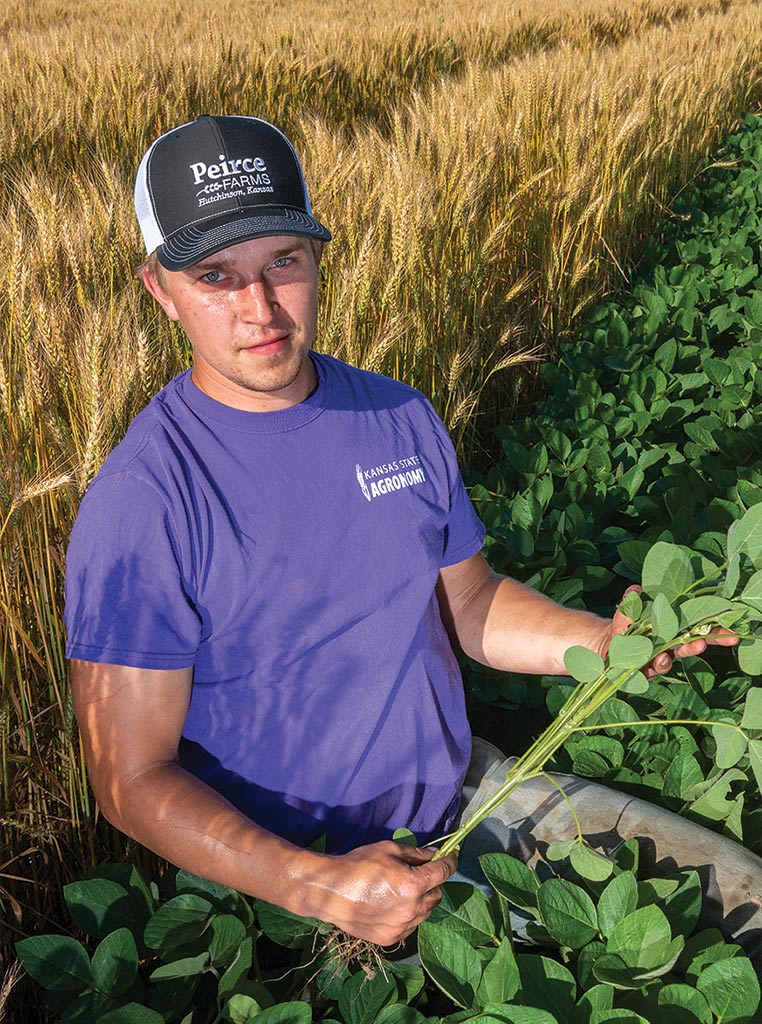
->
[[239, 279, 277, 322]]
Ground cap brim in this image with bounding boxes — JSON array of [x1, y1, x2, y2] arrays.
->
[[156, 207, 332, 270]]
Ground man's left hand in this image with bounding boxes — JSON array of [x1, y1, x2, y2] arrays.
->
[[605, 584, 739, 678]]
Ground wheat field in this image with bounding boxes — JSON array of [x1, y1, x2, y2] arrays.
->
[[3, 0, 762, 1009]]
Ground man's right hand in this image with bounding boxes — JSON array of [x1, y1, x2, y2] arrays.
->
[[298, 841, 458, 946]]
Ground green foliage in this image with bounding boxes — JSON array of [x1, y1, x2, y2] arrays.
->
[[17, 850, 760, 1023], [467, 113, 762, 848]]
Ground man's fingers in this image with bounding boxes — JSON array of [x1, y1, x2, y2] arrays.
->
[[418, 851, 458, 888]]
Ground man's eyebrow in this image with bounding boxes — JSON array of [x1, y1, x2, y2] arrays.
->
[[192, 243, 308, 272]]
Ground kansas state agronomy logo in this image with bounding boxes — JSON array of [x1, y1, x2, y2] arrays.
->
[[355, 454, 426, 502], [190, 154, 275, 208]]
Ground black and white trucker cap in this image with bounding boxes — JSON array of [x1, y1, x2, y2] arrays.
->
[[134, 115, 332, 271]]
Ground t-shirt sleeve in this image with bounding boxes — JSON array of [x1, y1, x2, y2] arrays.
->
[[423, 402, 486, 568], [65, 473, 202, 669]]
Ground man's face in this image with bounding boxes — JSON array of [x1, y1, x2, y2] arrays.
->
[[142, 235, 321, 412]]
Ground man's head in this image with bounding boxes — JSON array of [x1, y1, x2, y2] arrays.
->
[[134, 115, 331, 271], [134, 116, 331, 412]]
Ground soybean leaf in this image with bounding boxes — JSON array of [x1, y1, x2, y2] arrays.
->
[[658, 983, 712, 1024], [418, 921, 481, 1010], [81, 864, 154, 916], [546, 840, 576, 862], [59, 988, 117, 1023], [592, 954, 648, 991], [90, 928, 138, 998], [385, 960, 425, 1005], [572, 749, 610, 778], [598, 872, 638, 939], [738, 637, 762, 675], [479, 854, 540, 913], [477, 937, 520, 1005], [652, 593, 680, 644], [209, 913, 246, 967], [590, 1013, 650, 1023], [94, 1006, 166, 1024], [619, 590, 644, 621], [516, 954, 577, 1021], [64, 879, 149, 942], [741, 688, 762, 729], [143, 895, 213, 954], [569, 844, 614, 883], [15, 935, 91, 992], [696, 957, 761, 1022], [632, 936, 684, 980], [740, 570, 762, 611], [576, 984, 614, 1019], [688, 768, 746, 823], [597, 697, 641, 727], [148, 976, 198, 1020], [619, 671, 649, 695], [607, 635, 654, 670], [221, 995, 263, 1024], [564, 646, 605, 683], [338, 970, 397, 1024], [429, 883, 497, 947], [663, 754, 704, 802], [375, 1007, 427, 1024], [174, 870, 237, 905], [723, 553, 742, 599], [256, 900, 325, 948], [663, 872, 703, 940], [393, 828, 418, 847], [642, 542, 694, 602], [577, 940, 608, 991], [727, 502, 762, 567], [610, 838, 639, 875], [569, 737, 624, 767], [685, 943, 742, 985], [149, 952, 210, 981], [747, 740, 762, 792], [253, 1004, 314, 1024], [218, 937, 253, 999], [638, 878, 679, 904], [711, 725, 747, 769], [481, 1008, 560, 1024], [607, 905, 672, 970], [589, 1011, 647, 1019], [679, 597, 736, 631], [537, 879, 598, 949], [678, 928, 728, 977]]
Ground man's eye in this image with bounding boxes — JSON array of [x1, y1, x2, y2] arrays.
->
[[271, 257, 291, 269], [201, 271, 223, 283]]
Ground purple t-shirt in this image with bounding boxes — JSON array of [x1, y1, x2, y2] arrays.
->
[[65, 353, 485, 852]]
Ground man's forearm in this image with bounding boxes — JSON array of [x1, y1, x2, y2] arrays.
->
[[99, 759, 321, 916], [442, 569, 609, 676]]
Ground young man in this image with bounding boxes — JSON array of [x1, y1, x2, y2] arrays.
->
[[65, 115, 745, 948]]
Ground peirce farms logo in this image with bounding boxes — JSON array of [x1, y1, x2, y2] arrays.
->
[[190, 154, 275, 209], [355, 454, 426, 502]]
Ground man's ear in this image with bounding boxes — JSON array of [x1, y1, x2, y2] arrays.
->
[[140, 264, 180, 321]]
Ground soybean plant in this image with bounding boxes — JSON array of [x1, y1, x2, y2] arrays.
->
[[434, 503, 762, 860]]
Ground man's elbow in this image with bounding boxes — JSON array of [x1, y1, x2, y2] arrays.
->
[[85, 763, 134, 835], [85, 757, 172, 839]]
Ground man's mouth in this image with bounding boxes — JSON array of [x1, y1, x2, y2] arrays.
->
[[241, 335, 289, 356]]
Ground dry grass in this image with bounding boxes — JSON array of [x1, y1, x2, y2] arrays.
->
[[3, 0, 762, 1010]]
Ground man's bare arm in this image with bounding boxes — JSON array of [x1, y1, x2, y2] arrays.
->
[[70, 660, 456, 945], [436, 552, 736, 676]]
